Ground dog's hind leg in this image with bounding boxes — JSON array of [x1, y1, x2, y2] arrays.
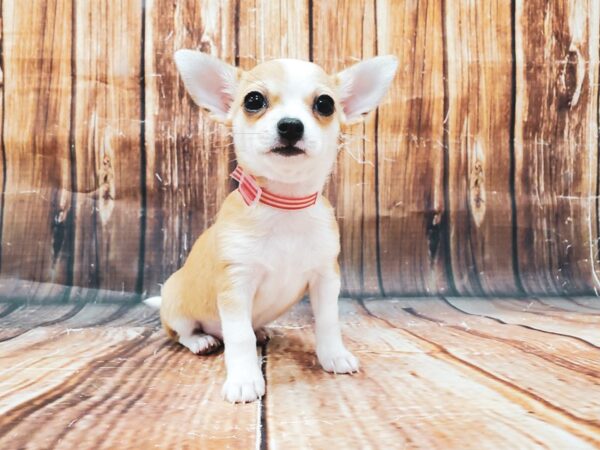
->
[[170, 317, 223, 355]]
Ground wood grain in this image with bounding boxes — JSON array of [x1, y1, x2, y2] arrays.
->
[[0, 279, 140, 308], [0, 303, 79, 341], [237, 0, 309, 68], [1, 0, 73, 284], [367, 299, 600, 425], [448, 297, 600, 346], [0, 305, 259, 449], [445, 0, 519, 295], [143, 0, 236, 294], [0, 2, 599, 297], [514, 0, 600, 295], [0, 320, 144, 416], [1, 297, 599, 448], [376, 0, 450, 296], [312, 0, 380, 297], [72, 0, 143, 292], [265, 299, 599, 448]]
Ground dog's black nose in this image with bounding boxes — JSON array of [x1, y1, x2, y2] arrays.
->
[[277, 118, 304, 144]]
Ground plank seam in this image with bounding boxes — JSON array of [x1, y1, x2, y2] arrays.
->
[[359, 4, 367, 296], [442, 296, 600, 350], [400, 305, 600, 434], [0, 330, 154, 440], [234, 0, 240, 67], [569, 297, 600, 311], [0, 0, 6, 274], [0, 302, 85, 343], [90, 302, 136, 327], [358, 299, 600, 444], [595, 14, 600, 294], [440, 0, 458, 296], [308, 0, 313, 61], [360, 124, 366, 294], [259, 342, 268, 450], [373, 0, 385, 297], [404, 302, 600, 388], [67, 0, 77, 288], [0, 302, 21, 319], [47, 337, 172, 449], [374, 112, 385, 297], [509, 0, 525, 296], [136, 0, 147, 295]]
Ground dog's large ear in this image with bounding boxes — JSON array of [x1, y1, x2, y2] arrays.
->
[[174, 50, 238, 120], [336, 55, 398, 123]]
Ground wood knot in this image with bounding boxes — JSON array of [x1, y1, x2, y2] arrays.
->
[[469, 140, 486, 227], [98, 133, 116, 224], [51, 187, 72, 264], [557, 45, 584, 110], [426, 208, 443, 260]]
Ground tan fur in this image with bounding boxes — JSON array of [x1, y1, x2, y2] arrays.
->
[[229, 60, 287, 120], [159, 192, 245, 335], [164, 53, 396, 401], [231, 60, 338, 126], [160, 186, 338, 340]]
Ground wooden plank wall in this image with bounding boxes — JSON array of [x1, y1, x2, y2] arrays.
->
[[72, 1, 143, 292], [376, 0, 449, 296], [515, 0, 600, 295], [445, 0, 518, 295], [143, 1, 235, 295], [0, 0, 598, 298]]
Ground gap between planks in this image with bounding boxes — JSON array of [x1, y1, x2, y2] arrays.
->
[[0, 297, 599, 448]]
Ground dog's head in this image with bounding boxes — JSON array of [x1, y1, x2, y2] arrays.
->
[[175, 51, 397, 186]]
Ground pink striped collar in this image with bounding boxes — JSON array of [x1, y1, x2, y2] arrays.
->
[[230, 166, 319, 210]]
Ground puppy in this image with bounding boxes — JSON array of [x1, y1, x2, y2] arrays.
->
[[145, 51, 397, 403]]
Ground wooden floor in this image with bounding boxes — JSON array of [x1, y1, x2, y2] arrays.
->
[[0, 293, 599, 449]]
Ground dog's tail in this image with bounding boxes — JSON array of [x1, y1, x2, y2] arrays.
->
[[143, 296, 162, 310]]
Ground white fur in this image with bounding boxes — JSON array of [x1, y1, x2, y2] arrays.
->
[[214, 199, 356, 401], [337, 55, 399, 122], [174, 50, 237, 119], [179, 334, 221, 354], [143, 296, 162, 309], [171, 54, 396, 403], [233, 60, 340, 191], [220, 198, 341, 328], [168, 317, 222, 354]]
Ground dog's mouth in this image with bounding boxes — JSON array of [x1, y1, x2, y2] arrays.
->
[[270, 146, 306, 157]]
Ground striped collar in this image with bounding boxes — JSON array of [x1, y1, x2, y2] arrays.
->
[[230, 166, 319, 210]]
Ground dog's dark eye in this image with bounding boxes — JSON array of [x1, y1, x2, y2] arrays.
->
[[314, 94, 335, 116], [243, 91, 267, 112]]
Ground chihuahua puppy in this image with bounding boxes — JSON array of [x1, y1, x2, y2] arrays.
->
[[145, 50, 397, 403]]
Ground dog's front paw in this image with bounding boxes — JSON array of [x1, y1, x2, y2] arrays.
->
[[222, 368, 265, 403], [318, 348, 359, 374]]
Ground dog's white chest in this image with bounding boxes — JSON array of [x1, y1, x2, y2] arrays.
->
[[221, 200, 339, 327]]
